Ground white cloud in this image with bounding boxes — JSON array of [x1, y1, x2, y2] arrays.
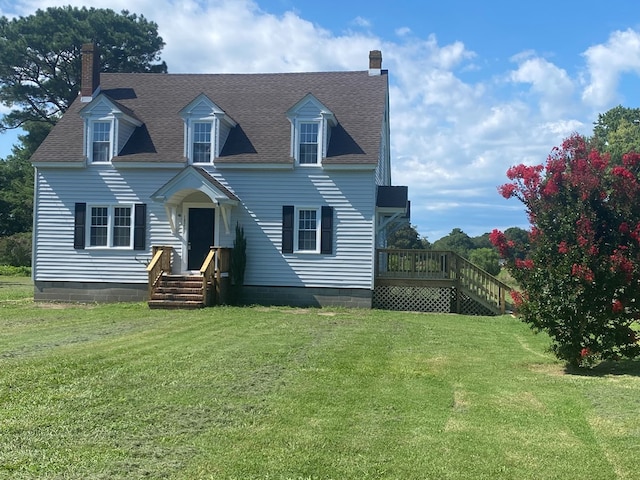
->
[[2, 0, 638, 239], [351, 16, 371, 29], [582, 28, 640, 108], [509, 55, 575, 117]]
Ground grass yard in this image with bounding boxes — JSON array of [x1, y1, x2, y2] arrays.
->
[[1, 277, 639, 479]]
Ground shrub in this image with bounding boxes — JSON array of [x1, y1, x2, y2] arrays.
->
[[492, 134, 640, 367], [0, 231, 32, 267], [0, 265, 31, 276]]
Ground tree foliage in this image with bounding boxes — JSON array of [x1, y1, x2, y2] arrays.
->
[[386, 224, 428, 250], [431, 228, 474, 257], [493, 133, 640, 367], [0, 6, 166, 132], [591, 105, 640, 164], [0, 7, 167, 241], [468, 248, 500, 276], [0, 140, 33, 236]]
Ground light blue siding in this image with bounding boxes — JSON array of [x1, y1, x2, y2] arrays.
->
[[34, 165, 376, 289]]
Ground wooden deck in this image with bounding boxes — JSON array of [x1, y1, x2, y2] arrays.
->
[[374, 249, 511, 315]]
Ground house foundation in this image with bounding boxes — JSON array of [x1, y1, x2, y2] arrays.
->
[[34, 281, 148, 303], [239, 285, 373, 308]]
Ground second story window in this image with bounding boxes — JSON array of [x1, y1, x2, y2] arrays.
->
[[287, 94, 336, 167], [92, 121, 111, 163], [193, 122, 212, 163], [180, 94, 236, 165], [299, 122, 319, 164]]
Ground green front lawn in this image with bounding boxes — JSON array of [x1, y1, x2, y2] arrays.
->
[[1, 278, 639, 479]]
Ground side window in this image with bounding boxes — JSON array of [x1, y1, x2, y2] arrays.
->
[[75, 204, 146, 250], [90, 206, 109, 247], [297, 208, 318, 251], [112, 206, 132, 247], [281, 205, 333, 254]]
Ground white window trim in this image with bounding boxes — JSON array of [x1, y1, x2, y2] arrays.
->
[[187, 118, 216, 164], [86, 204, 134, 250], [88, 118, 114, 164], [295, 119, 322, 166], [287, 94, 336, 167], [294, 206, 321, 254]]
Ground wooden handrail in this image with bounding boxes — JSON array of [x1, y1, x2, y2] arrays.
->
[[199, 247, 231, 305], [454, 255, 511, 314], [146, 246, 173, 299]]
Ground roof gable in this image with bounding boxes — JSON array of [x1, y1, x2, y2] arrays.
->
[[180, 93, 237, 127], [79, 94, 142, 126], [287, 93, 336, 125]]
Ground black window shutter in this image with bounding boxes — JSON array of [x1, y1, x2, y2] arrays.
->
[[282, 205, 294, 254], [74, 203, 86, 249], [321, 206, 333, 254], [134, 204, 147, 251]]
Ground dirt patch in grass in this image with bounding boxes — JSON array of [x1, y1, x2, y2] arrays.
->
[[528, 362, 567, 376]]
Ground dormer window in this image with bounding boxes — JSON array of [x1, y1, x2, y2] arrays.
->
[[92, 121, 112, 163], [299, 122, 319, 164], [287, 94, 336, 167], [180, 94, 236, 164], [192, 122, 213, 163], [80, 95, 142, 164]]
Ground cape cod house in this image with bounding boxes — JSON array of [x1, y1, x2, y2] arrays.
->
[[30, 44, 409, 307]]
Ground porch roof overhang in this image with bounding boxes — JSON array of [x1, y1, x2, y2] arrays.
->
[[151, 166, 239, 234], [376, 185, 410, 240]]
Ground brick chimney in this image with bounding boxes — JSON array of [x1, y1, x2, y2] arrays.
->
[[369, 50, 382, 76], [80, 43, 100, 102]]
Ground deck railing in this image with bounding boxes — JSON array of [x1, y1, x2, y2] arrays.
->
[[376, 249, 454, 280], [454, 255, 511, 314], [200, 247, 231, 305], [146, 246, 173, 299], [375, 249, 511, 314]]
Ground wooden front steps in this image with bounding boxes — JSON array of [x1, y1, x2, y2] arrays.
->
[[148, 275, 205, 309]]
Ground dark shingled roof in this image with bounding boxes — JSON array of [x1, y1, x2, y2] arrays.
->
[[31, 70, 389, 165]]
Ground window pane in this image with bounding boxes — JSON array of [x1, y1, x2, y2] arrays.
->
[[297, 209, 317, 251], [92, 122, 111, 162], [90, 207, 108, 246], [299, 122, 319, 164], [113, 206, 132, 247], [193, 122, 212, 163]]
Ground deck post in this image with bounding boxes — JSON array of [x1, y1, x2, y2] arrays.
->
[[454, 253, 461, 313]]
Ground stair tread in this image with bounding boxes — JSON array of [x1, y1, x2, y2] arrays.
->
[[149, 273, 208, 309]]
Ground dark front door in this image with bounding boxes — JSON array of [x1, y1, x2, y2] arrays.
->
[[188, 208, 215, 270]]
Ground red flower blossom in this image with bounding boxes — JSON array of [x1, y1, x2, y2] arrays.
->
[[623, 152, 640, 167], [610, 248, 634, 281], [619, 222, 630, 235], [490, 229, 512, 258], [498, 183, 517, 199], [510, 290, 524, 309], [612, 166, 635, 180], [558, 241, 569, 254], [515, 258, 534, 269], [580, 347, 591, 358], [571, 264, 595, 283], [612, 300, 624, 313]]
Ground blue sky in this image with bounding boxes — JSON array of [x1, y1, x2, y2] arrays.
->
[[2, 0, 640, 241]]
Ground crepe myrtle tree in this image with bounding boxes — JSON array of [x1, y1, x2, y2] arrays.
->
[[491, 133, 640, 367]]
